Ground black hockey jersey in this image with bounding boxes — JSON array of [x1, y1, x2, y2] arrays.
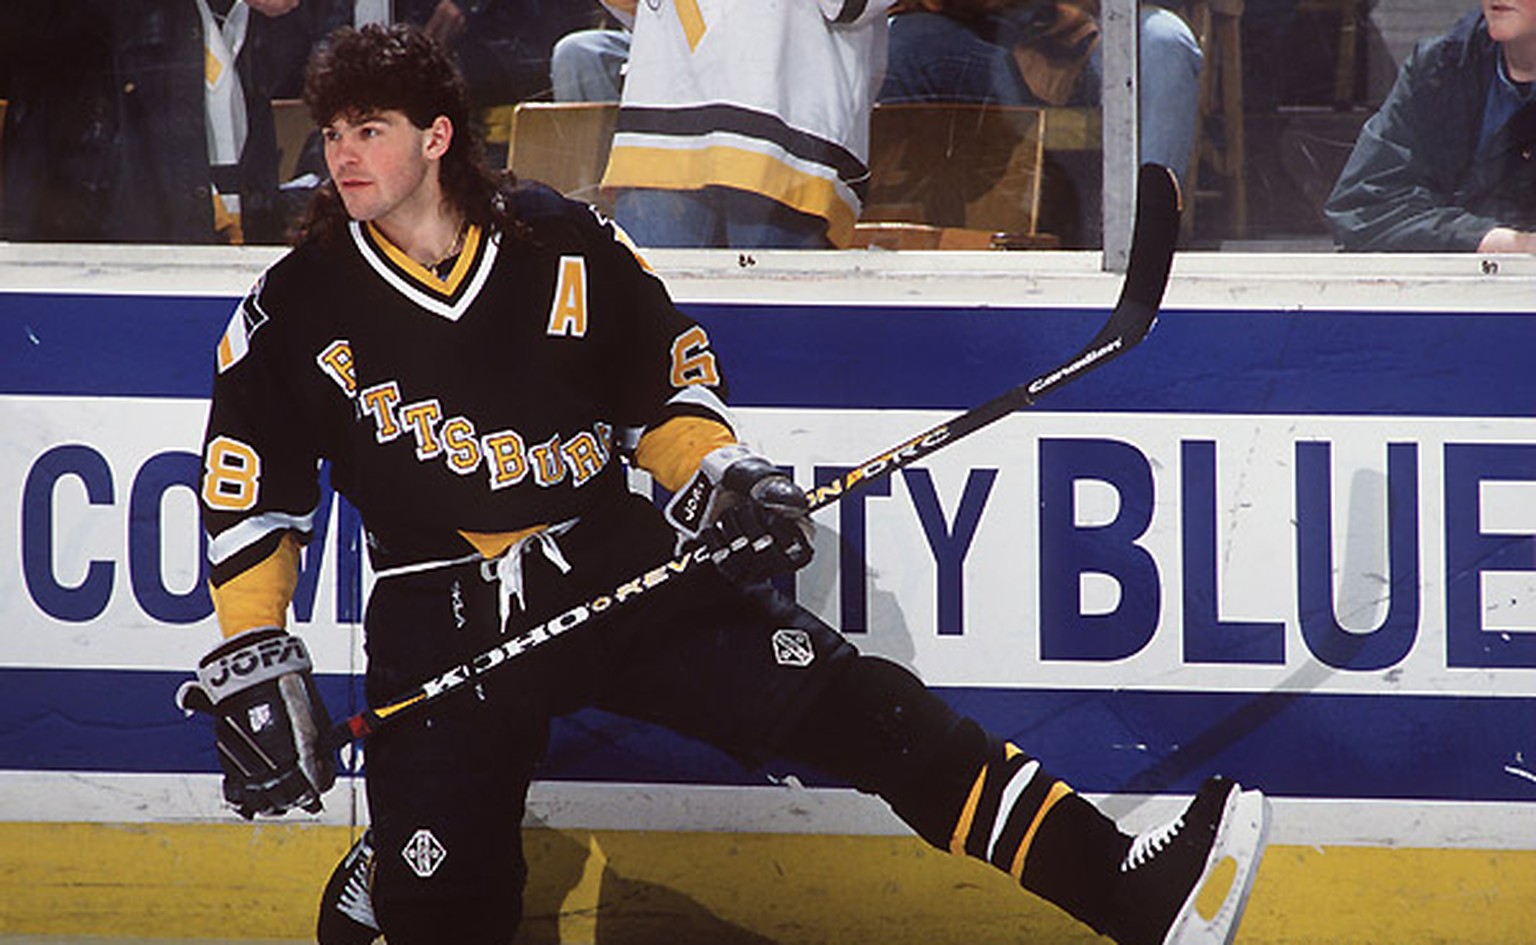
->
[[200, 184, 738, 634]]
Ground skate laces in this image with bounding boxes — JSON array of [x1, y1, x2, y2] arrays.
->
[[1122, 813, 1186, 872]]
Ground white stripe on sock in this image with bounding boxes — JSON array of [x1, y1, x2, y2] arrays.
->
[[988, 759, 1041, 861]]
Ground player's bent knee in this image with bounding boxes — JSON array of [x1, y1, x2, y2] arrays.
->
[[371, 837, 527, 945], [780, 655, 994, 848]]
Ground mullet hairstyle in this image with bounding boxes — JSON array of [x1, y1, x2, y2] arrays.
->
[[293, 23, 525, 246]]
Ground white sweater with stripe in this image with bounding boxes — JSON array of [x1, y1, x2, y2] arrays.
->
[[600, 0, 891, 247]]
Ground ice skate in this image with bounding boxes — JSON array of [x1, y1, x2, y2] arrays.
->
[[316, 829, 380, 945], [1110, 776, 1271, 945]]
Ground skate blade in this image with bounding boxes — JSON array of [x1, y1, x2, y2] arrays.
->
[[1166, 787, 1272, 945]]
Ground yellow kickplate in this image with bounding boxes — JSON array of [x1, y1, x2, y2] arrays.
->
[[1195, 855, 1238, 921], [2, 822, 1533, 944]]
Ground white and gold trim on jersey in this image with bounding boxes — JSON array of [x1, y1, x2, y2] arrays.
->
[[216, 284, 271, 374], [350, 220, 500, 321], [603, 107, 868, 247]]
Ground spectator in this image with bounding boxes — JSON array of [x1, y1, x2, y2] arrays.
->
[[600, 0, 892, 249], [881, 1, 1203, 179], [1324, 1, 1536, 252], [279, 1, 605, 195], [878, 0, 1202, 246], [0, 1, 322, 244], [550, 1, 633, 103], [378, 1, 601, 108]]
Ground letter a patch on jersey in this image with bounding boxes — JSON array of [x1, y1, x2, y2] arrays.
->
[[547, 255, 589, 337]]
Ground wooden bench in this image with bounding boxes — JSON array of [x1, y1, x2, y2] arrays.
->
[[504, 102, 619, 213], [858, 102, 1053, 248], [498, 101, 1104, 248]]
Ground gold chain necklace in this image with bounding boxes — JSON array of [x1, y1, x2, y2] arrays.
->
[[427, 221, 467, 275]]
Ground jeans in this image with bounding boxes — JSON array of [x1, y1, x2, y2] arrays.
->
[[550, 28, 630, 103], [564, 29, 834, 248], [880, 8, 1203, 180], [613, 186, 832, 249]]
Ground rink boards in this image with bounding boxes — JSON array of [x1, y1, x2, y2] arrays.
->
[[0, 246, 1532, 942]]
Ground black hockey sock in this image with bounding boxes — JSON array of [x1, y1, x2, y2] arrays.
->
[[949, 741, 1132, 935], [777, 658, 1131, 934], [1016, 790, 1135, 936]]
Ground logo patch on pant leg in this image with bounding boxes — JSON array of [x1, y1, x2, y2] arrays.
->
[[402, 828, 447, 878], [772, 628, 815, 667]]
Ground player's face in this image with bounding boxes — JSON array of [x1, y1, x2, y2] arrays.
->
[[1484, 0, 1536, 46], [322, 109, 451, 227]]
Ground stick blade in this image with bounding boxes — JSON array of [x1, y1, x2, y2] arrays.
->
[[1030, 163, 1181, 401], [1109, 163, 1183, 345]]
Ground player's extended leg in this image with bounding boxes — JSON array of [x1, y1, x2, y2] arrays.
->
[[776, 655, 1269, 945]]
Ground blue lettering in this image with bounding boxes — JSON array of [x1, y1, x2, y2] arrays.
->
[[22, 444, 116, 622], [1295, 442, 1420, 670], [1445, 443, 1536, 668], [1038, 438, 1159, 661], [814, 465, 892, 633], [128, 451, 212, 623], [291, 462, 365, 624], [1181, 440, 1285, 664], [21, 447, 365, 628], [904, 467, 997, 635]]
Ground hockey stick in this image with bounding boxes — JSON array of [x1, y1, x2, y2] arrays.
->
[[328, 164, 1181, 750]]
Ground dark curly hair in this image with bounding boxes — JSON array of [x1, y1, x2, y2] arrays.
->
[[293, 23, 521, 245]]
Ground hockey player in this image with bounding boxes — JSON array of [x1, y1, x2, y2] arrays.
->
[[178, 22, 1270, 945]]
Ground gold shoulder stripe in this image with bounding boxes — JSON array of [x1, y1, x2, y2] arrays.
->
[[210, 534, 301, 638], [634, 416, 737, 493]]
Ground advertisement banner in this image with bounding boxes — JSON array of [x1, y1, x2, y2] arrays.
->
[[3, 288, 1533, 827]]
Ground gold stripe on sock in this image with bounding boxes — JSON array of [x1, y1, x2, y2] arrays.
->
[[950, 765, 988, 856], [1009, 780, 1074, 881], [949, 744, 1025, 856]]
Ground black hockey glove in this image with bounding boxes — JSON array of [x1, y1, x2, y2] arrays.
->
[[176, 627, 336, 819], [666, 445, 814, 584]]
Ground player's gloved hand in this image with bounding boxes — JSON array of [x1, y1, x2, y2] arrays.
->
[[666, 445, 814, 583], [175, 627, 336, 819]]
